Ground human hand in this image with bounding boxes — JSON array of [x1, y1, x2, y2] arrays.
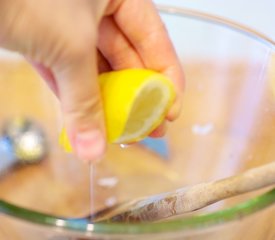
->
[[0, 0, 184, 162]]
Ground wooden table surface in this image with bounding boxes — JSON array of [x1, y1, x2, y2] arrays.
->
[[0, 60, 274, 239]]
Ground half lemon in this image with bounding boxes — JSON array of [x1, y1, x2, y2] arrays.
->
[[59, 69, 175, 151]]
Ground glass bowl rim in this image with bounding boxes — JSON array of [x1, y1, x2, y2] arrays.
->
[[157, 5, 275, 51], [0, 189, 274, 235], [0, 5, 275, 236]]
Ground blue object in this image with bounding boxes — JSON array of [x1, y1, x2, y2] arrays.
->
[[140, 137, 169, 160], [0, 137, 17, 175]]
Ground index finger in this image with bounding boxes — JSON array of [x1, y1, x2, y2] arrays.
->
[[113, 0, 184, 120]]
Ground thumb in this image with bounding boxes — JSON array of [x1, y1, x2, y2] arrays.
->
[[0, 0, 106, 162], [54, 50, 106, 163]]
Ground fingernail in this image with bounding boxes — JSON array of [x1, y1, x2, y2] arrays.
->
[[75, 129, 106, 163]]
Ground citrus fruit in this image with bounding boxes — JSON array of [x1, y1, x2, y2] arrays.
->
[[59, 69, 175, 152]]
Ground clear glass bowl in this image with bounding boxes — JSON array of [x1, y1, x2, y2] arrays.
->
[[0, 5, 275, 240]]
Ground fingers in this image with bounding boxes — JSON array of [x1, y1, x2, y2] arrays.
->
[[53, 51, 106, 163], [149, 121, 167, 138], [33, 56, 106, 162], [163, 66, 184, 121], [98, 16, 144, 70], [113, 0, 184, 120]]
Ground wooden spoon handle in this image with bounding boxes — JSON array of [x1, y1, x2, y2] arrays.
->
[[95, 161, 275, 222]]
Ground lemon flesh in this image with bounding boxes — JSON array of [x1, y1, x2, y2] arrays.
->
[[59, 69, 175, 151]]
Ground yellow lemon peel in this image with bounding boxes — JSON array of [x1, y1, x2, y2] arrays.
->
[[59, 69, 175, 152]]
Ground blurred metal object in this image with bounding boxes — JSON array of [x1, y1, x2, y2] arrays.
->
[[2, 117, 48, 163], [14, 129, 47, 163]]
